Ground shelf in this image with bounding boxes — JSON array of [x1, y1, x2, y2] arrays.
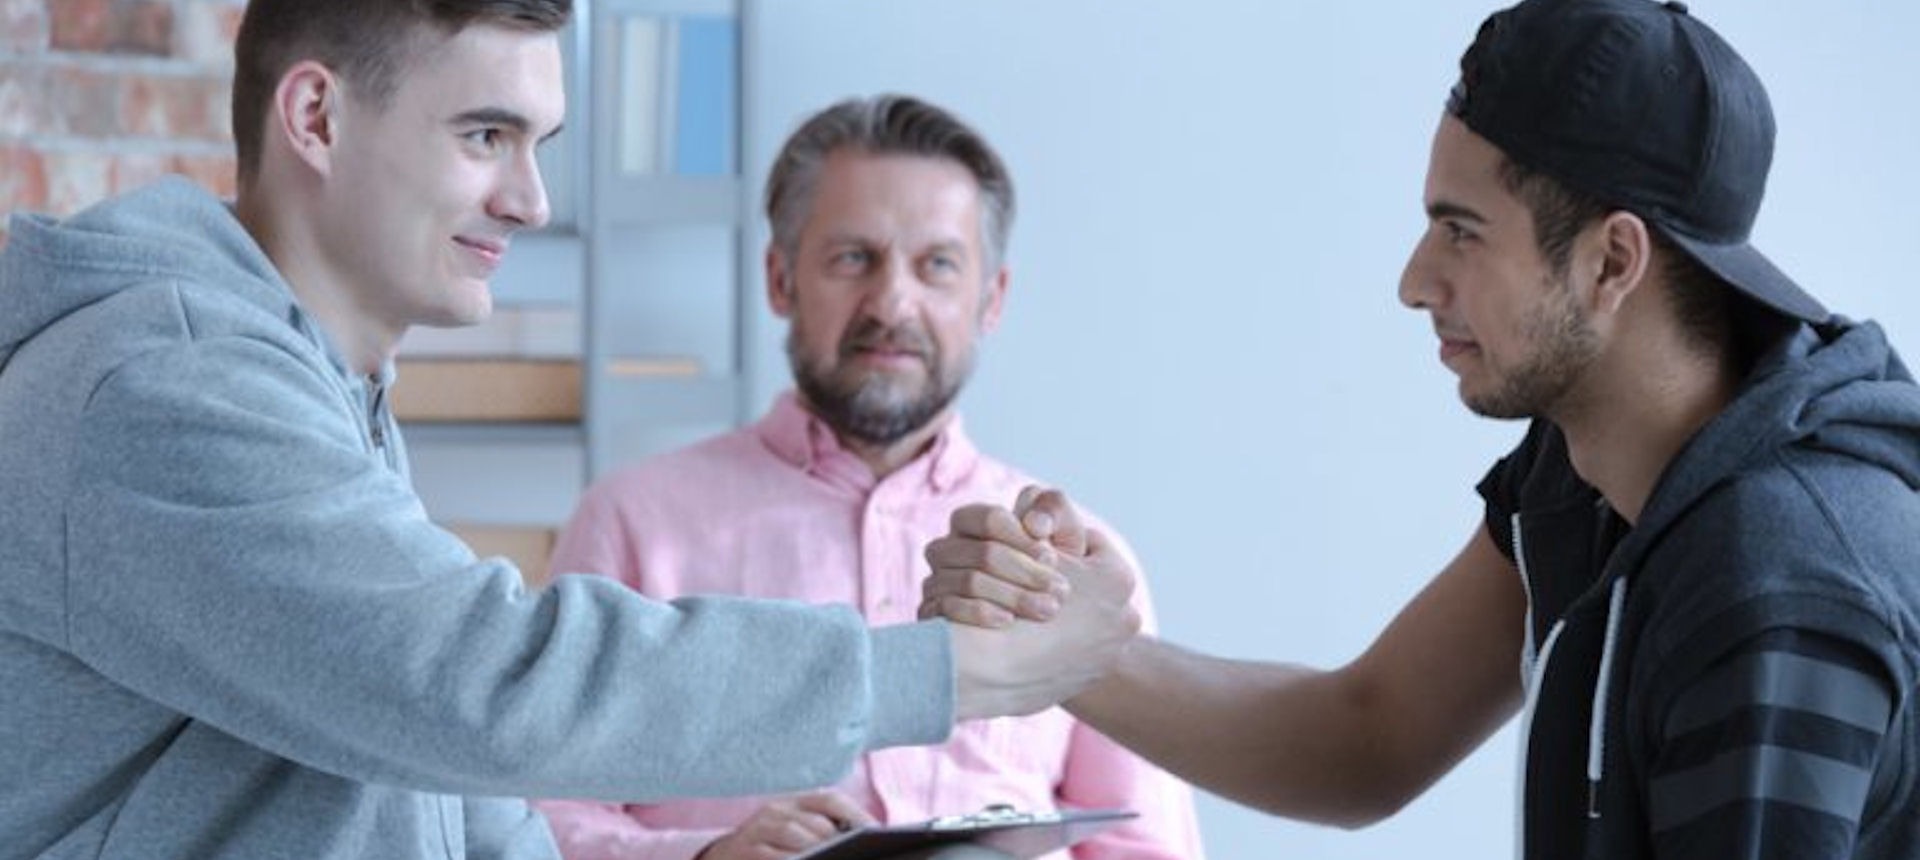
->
[[392, 358, 583, 423], [400, 422, 584, 446]]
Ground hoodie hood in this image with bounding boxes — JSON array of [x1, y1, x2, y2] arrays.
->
[[0, 176, 291, 370], [1638, 319, 1920, 537]]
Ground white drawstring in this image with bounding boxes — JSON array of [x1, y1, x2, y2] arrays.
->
[[1586, 576, 1629, 819]]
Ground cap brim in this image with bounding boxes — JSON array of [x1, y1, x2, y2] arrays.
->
[[1657, 226, 1829, 324]]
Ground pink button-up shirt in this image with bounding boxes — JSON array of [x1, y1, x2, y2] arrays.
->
[[533, 393, 1203, 860]]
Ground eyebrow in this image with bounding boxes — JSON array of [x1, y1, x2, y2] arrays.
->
[[1426, 200, 1489, 224], [449, 107, 566, 144]]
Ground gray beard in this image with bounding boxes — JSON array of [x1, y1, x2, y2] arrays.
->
[[788, 335, 971, 447]]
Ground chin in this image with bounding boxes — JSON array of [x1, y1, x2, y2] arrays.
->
[[441, 282, 496, 326]]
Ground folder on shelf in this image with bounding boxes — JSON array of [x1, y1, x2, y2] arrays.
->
[[793, 807, 1136, 860]]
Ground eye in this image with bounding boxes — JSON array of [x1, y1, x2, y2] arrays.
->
[[921, 252, 966, 284], [827, 249, 872, 272], [461, 127, 505, 153], [1442, 220, 1476, 246]]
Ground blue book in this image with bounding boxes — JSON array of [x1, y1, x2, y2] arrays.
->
[[672, 15, 737, 176]]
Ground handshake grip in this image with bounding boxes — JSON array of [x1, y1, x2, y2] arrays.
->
[[929, 486, 1142, 722]]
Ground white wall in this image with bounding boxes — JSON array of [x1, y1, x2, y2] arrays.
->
[[741, 2, 1920, 858]]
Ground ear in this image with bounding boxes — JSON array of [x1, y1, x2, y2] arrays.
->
[[1589, 210, 1652, 317], [272, 60, 342, 177], [765, 245, 795, 319], [978, 265, 1010, 334]]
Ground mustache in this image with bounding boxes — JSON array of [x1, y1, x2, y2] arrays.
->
[[840, 321, 933, 358]]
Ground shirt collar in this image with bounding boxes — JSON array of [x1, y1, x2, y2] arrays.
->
[[756, 390, 978, 494]]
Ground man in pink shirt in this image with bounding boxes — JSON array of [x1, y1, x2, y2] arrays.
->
[[533, 95, 1203, 860]]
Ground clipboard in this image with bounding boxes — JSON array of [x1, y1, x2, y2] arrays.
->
[[793, 806, 1137, 860]]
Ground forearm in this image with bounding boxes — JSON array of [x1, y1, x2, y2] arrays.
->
[[1066, 637, 1416, 827], [1068, 528, 1529, 824]]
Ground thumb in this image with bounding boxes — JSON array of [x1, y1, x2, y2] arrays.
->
[[1016, 485, 1089, 556]]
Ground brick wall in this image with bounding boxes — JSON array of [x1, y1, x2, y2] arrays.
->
[[0, 0, 246, 248]]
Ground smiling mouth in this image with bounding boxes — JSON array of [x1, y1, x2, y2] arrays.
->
[[454, 236, 507, 268]]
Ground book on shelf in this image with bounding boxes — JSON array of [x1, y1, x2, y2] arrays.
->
[[619, 12, 738, 178], [391, 355, 705, 424]]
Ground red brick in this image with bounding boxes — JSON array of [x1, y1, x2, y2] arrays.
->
[[121, 73, 228, 141], [172, 151, 236, 199], [0, 145, 50, 215], [50, 66, 119, 137], [110, 0, 171, 56], [1, 0, 49, 52], [0, 62, 55, 137], [52, 0, 173, 57], [49, 0, 109, 52], [44, 149, 111, 216]]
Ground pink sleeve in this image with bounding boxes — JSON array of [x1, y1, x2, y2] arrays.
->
[[533, 799, 728, 860], [547, 480, 638, 585], [536, 487, 733, 860], [1056, 720, 1206, 860]]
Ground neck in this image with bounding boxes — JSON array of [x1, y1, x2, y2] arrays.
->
[[1553, 333, 1739, 524], [234, 189, 401, 376]]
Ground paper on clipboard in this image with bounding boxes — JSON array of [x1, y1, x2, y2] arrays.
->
[[792, 806, 1137, 860]]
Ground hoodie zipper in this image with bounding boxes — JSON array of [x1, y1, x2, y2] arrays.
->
[[1511, 511, 1542, 860], [1517, 618, 1563, 860], [366, 375, 388, 453]]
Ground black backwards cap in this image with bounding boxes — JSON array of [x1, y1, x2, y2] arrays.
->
[[1447, 0, 1829, 324]]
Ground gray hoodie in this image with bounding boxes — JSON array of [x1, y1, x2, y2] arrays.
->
[[0, 177, 952, 860]]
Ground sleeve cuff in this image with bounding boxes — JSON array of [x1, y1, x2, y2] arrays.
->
[[865, 620, 955, 749]]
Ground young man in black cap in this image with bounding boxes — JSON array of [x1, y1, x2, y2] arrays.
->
[[919, 1, 1920, 857]]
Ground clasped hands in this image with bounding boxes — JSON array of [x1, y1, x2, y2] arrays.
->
[[921, 486, 1141, 721]]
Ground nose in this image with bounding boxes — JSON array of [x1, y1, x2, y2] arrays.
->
[[489, 146, 551, 230], [861, 254, 915, 322], [1398, 230, 1440, 311]]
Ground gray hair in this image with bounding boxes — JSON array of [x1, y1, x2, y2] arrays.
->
[[764, 94, 1015, 273]]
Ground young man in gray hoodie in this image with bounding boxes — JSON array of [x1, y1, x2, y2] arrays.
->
[[0, 2, 1139, 859]]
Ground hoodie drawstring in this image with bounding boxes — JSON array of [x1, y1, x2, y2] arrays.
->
[[1586, 575, 1628, 818]]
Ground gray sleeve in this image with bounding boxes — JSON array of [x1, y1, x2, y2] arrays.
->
[[1648, 628, 1894, 860], [64, 335, 953, 800]]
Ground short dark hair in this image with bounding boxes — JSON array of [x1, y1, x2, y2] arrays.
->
[[765, 94, 1015, 272], [1496, 155, 1733, 357], [231, 0, 571, 183]]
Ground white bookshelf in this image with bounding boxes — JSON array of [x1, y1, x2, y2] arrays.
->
[[403, 0, 752, 548]]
